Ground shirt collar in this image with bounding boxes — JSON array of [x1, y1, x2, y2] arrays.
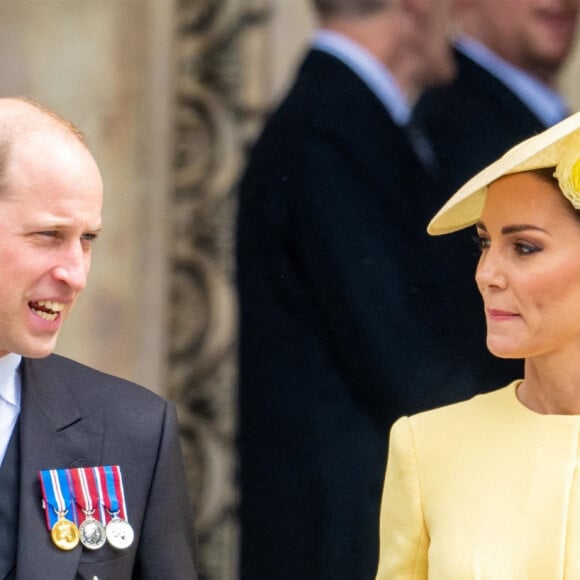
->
[[312, 29, 411, 125], [456, 36, 569, 127], [0, 353, 22, 409]]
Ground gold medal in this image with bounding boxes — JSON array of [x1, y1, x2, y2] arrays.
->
[[51, 513, 80, 551]]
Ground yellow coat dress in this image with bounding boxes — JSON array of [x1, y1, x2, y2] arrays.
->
[[376, 381, 580, 579]]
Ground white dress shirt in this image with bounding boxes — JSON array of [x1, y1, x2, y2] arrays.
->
[[312, 29, 411, 126], [0, 353, 22, 466], [312, 30, 439, 170]]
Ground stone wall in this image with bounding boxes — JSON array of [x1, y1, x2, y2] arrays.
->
[[0, 0, 172, 395]]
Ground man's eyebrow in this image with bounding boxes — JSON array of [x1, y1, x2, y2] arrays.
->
[[475, 222, 549, 235]]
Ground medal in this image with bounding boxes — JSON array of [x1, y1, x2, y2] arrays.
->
[[79, 514, 107, 550], [40, 468, 80, 551], [70, 468, 108, 550], [96, 465, 134, 550], [51, 511, 80, 550], [40, 465, 133, 552], [106, 515, 135, 550]]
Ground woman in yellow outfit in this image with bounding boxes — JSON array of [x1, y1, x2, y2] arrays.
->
[[376, 112, 580, 579]]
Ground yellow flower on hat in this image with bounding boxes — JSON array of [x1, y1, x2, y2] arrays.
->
[[554, 135, 580, 210]]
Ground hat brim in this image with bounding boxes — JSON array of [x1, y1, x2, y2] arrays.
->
[[427, 112, 580, 235]]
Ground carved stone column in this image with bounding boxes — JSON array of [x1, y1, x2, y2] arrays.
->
[[169, 1, 272, 578]]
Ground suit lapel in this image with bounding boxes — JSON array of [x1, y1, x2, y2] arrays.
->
[[15, 356, 105, 580]]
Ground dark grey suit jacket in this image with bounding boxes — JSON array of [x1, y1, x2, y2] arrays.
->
[[7, 354, 197, 580]]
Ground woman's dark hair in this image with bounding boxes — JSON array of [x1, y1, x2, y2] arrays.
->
[[532, 167, 558, 186], [531, 167, 580, 222]]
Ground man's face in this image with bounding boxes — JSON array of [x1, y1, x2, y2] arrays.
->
[[0, 131, 103, 358], [465, 0, 580, 82], [418, 0, 457, 89]]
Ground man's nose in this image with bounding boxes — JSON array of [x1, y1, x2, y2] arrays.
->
[[51, 241, 90, 291]]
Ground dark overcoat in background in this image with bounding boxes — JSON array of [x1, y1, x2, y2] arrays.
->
[[414, 47, 549, 388], [415, 48, 548, 198], [236, 49, 475, 580]]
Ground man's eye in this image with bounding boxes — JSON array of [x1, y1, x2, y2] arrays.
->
[[81, 233, 98, 242]]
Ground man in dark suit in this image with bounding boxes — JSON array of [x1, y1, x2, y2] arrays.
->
[[0, 97, 197, 579], [416, 0, 578, 197], [414, 0, 580, 390], [236, 1, 459, 578]]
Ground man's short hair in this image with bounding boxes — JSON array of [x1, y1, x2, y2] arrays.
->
[[0, 97, 88, 194], [311, 0, 389, 18]]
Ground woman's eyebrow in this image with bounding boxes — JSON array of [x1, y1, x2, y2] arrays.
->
[[501, 224, 549, 235], [475, 221, 549, 235]]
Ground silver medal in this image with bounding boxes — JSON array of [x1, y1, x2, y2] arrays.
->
[[79, 516, 107, 550], [106, 517, 134, 550]]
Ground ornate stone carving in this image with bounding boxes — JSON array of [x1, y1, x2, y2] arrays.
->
[[170, 0, 270, 577]]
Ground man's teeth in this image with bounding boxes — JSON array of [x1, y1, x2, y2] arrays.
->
[[35, 310, 58, 321], [30, 300, 65, 321], [35, 301, 65, 312]]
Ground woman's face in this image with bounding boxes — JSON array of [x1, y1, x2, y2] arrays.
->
[[475, 171, 580, 360]]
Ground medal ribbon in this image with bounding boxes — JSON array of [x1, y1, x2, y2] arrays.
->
[[39, 468, 77, 531], [92, 466, 108, 523], [69, 467, 107, 525], [96, 465, 129, 522], [112, 465, 129, 521]]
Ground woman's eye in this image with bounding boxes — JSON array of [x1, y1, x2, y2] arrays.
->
[[473, 235, 490, 251], [514, 241, 541, 255]]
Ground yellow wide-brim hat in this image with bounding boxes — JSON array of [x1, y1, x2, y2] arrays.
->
[[428, 111, 580, 236]]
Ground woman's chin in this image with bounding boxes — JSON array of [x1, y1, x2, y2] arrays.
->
[[486, 340, 524, 360]]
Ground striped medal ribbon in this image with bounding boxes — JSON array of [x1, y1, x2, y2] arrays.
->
[[95, 465, 134, 550], [69, 467, 107, 550], [39, 468, 80, 551]]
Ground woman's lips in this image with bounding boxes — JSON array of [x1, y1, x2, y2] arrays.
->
[[487, 309, 520, 321]]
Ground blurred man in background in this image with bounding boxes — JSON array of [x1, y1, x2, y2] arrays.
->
[[414, 0, 580, 391], [236, 0, 457, 578], [417, 0, 579, 191]]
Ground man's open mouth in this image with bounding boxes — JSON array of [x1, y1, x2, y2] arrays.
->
[[29, 300, 65, 322]]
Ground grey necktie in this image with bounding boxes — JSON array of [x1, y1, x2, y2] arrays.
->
[[405, 120, 439, 174]]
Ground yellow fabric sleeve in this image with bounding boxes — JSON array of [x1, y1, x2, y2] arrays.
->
[[375, 416, 428, 579]]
